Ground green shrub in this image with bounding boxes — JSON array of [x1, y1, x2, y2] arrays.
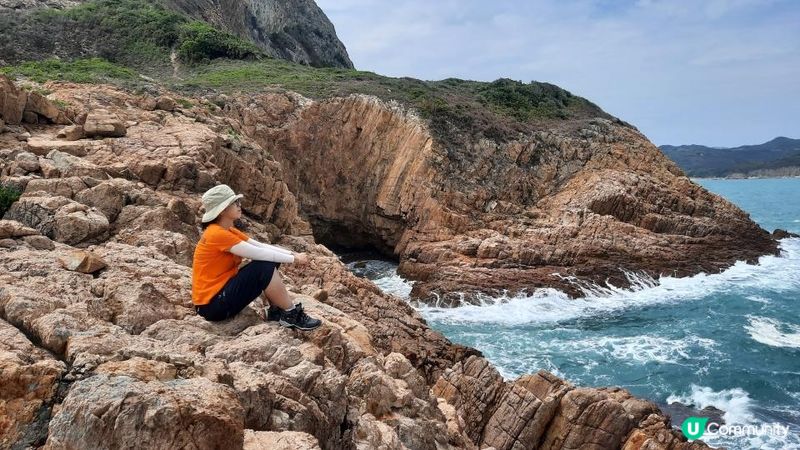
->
[[0, 186, 22, 218], [478, 78, 573, 120], [1, 0, 263, 75], [62, 0, 184, 47], [177, 22, 262, 63]]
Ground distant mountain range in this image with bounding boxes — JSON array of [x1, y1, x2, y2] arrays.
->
[[660, 136, 800, 178]]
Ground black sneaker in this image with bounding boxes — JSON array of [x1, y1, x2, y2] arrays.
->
[[278, 303, 322, 331], [266, 305, 282, 322]]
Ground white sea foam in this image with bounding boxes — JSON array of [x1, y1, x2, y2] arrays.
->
[[667, 384, 755, 424], [413, 239, 800, 326], [745, 316, 800, 349], [668, 385, 800, 450], [370, 271, 414, 299], [600, 335, 716, 365], [746, 295, 771, 304], [537, 335, 717, 366], [356, 241, 800, 450], [345, 259, 413, 299]]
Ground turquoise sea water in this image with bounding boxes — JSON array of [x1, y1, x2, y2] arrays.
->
[[346, 177, 800, 450]]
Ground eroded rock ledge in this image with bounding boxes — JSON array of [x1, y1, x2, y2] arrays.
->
[[1, 77, 713, 449], [229, 92, 777, 303]]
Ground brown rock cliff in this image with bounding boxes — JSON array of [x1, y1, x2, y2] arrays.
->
[[229, 92, 776, 304], [0, 77, 716, 449]]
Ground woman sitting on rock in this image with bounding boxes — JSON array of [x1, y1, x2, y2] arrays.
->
[[191, 184, 321, 331]]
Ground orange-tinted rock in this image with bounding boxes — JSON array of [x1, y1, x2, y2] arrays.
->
[[232, 94, 777, 303], [27, 138, 87, 157], [0, 74, 28, 125], [0, 77, 717, 450], [83, 109, 126, 137], [58, 250, 107, 273], [0, 319, 66, 448], [43, 374, 245, 450], [155, 96, 177, 112], [25, 91, 68, 124], [56, 125, 85, 141], [244, 430, 322, 450], [0, 219, 39, 239]]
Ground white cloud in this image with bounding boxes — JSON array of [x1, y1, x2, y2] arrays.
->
[[317, 0, 800, 146]]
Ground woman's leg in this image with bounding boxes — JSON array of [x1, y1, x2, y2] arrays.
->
[[200, 261, 282, 321], [263, 270, 293, 310]]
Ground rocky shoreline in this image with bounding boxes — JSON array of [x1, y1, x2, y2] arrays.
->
[[0, 75, 740, 449], [229, 91, 777, 304]]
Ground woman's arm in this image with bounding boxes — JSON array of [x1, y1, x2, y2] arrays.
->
[[246, 238, 293, 255], [229, 241, 295, 263]]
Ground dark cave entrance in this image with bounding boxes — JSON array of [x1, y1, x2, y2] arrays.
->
[[307, 216, 400, 264]]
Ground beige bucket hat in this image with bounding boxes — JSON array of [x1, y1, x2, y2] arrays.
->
[[201, 184, 243, 223]]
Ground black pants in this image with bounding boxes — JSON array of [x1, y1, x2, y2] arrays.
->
[[196, 260, 281, 321]]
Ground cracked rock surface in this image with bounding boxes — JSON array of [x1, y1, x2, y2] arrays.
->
[[1, 77, 713, 449]]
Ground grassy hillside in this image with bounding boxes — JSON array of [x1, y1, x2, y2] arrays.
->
[[0, 0, 262, 73], [0, 0, 616, 146]]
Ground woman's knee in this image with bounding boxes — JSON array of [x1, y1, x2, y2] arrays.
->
[[248, 261, 277, 285], [247, 260, 275, 275], [249, 260, 272, 270]]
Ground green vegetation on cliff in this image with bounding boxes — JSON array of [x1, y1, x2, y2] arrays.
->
[[1, 58, 138, 84], [0, 185, 22, 218], [177, 22, 262, 63], [0, 0, 261, 70], [181, 59, 609, 143], [0, 0, 614, 144]]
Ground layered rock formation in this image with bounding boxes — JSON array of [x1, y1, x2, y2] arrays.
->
[[167, 0, 354, 68], [230, 93, 778, 303], [0, 76, 714, 449]]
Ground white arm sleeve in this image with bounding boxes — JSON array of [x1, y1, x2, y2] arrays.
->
[[246, 238, 293, 255], [230, 241, 295, 263]]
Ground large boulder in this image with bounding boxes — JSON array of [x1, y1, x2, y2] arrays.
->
[[433, 356, 695, 450], [0, 219, 39, 239], [0, 74, 27, 125], [3, 195, 109, 245], [43, 375, 245, 450], [25, 91, 69, 125], [14, 151, 40, 173], [0, 319, 66, 448], [24, 176, 89, 199], [83, 109, 126, 138], [74, 181, 125, 221], [58, 250, 107, 274], [43, 149, 107, 178], [27, 138, 88, 157], [155, 96, 177, 112]]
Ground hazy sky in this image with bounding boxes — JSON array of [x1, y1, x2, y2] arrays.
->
[[316, 0, 799, 147]]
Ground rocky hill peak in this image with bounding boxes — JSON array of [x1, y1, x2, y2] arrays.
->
[[0, 0, 353, 69], [165, 0, 353, 68]]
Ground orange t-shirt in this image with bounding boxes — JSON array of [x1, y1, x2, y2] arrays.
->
[[191, 224, 250, 305]]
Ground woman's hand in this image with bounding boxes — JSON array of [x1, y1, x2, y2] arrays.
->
[[293, 253, 309, 265]]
